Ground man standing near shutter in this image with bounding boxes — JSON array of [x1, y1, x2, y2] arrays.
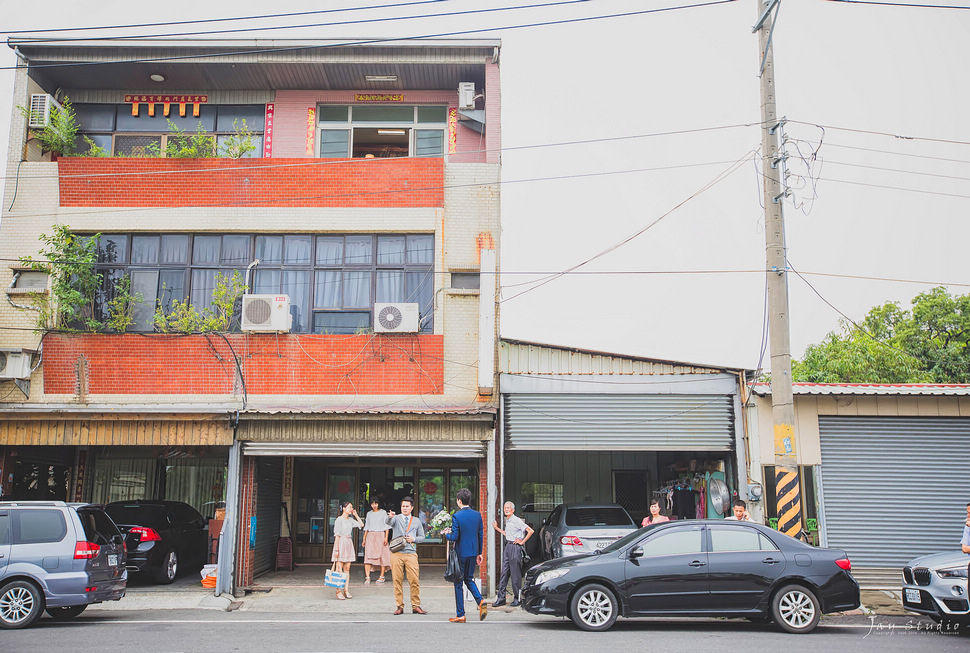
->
[[491, 501, 533, 607], [441, 488, 487, 622]]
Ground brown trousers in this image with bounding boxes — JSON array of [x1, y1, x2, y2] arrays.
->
[[390, 551, 421, 609]]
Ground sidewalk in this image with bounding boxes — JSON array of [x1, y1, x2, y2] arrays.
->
[[88, 564, 909, 618]]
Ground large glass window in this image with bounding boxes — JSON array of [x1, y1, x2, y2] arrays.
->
[[93, 233, 435, 333], [74, 103, 265, 158], [318, 105, 447, 158], [640, 526, 704, 556]]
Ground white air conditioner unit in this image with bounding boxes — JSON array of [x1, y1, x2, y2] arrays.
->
[[241, 294, 292, 332], [373, 303, 420, 333], [28, 94, 62, 129], [0, 349, 35, 380], [458, 82, 476, 111]]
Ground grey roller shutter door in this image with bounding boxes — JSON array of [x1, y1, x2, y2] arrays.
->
[[819, 416, 970, 567], [505, 394, 734, 451], [253, 457, 283, 578]]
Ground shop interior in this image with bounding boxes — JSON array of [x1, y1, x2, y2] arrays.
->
[[292, 459, 479, 564]]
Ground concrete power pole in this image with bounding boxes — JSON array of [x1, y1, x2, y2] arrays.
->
[[754, 0, 802, 539]]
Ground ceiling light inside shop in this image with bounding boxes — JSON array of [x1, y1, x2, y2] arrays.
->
[[365, 75, 398, 82]]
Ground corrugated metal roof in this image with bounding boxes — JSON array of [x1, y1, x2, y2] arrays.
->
[[752, 383, 970, 396], [500, 338, 748, 375], [14, 39, 500, 93]]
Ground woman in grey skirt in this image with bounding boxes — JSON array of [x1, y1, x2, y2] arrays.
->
[[332, 502, 363, 599]]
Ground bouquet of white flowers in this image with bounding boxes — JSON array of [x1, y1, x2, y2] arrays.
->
[[429, 509, 453, 534]]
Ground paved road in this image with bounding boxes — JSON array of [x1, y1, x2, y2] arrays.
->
[[2, 612, 967, 652]]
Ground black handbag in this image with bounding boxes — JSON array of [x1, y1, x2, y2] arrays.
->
[[443, 548, 462, 583]]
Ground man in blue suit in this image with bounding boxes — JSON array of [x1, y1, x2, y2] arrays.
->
[[442, 487, 487, 622]]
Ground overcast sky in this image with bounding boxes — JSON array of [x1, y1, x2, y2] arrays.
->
[[2, 0, 968, 370]]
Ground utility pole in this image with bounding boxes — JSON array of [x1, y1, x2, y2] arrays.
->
[[754, 0, 802, 539]]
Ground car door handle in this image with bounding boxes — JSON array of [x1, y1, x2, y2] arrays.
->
[[688, 560, 707, 567], [762, 558, 781, 565]]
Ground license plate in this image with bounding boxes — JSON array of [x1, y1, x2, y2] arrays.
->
[[108, 554, 119, 566], [905, 588, 921, 603], [596, 541, 609, 548]]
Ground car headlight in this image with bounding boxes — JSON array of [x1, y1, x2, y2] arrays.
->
[[535, 568, 570, 585], [936, 566, 969, 579]]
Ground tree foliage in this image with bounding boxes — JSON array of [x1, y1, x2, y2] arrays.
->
[[792, 287, 970, 383]]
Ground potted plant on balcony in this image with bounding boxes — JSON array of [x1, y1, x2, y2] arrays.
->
[[19, 96, 80, 160]]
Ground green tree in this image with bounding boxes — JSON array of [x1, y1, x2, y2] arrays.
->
[[792, 287, 970, 383]]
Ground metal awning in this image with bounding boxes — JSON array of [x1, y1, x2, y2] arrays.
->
[[242, 441, 486, 457]]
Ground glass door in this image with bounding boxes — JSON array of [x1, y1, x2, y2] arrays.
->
[[326, 468, 357, 548], [417, 469, 445, 543]]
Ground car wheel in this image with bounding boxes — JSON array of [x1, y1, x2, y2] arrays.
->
[[0, 580, 44, 630], [771, 584, 820, 634], [569, 583, 619, 632], [154, 549, 179, 584], [46, 605, 88, 621]]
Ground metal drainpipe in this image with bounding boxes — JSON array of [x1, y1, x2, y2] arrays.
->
[[215, 415, 242, 597], [244, 259, 260, 290], [486, 435, 496, 597]]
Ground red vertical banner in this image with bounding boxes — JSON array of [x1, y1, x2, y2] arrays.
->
[[263, 103, 275, 158], [74, 450, 87, 502], [305, 107, 316, 156], [448, 107, 458, 154]]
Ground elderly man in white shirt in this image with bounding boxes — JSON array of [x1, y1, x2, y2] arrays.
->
[[491, 501, 533, 607]]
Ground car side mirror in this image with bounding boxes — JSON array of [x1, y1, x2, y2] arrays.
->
[[629, 546, 644, 559], [111, 534, 124, 546]]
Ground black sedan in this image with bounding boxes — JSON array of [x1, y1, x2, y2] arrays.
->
[[522, 519, 859, 633], [105, 500, 209, 584]]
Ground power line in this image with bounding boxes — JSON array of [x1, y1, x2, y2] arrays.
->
[[817, 175, 970, 199], [823, 141, 970, 165], [13, 0, 595, 42], [824, 158, 970, 183], [823, 0, 970, 10], [1, 1, 449, 35], [788, 119, 970, 147], [0, 0, 739, 71]]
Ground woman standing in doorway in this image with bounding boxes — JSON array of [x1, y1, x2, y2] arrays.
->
[[641, 499, 670, 527], [332, 501, 363, 599], [363, 498, 391, 584]]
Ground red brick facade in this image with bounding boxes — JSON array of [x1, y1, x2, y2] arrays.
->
[[43, 333, 444, 395], [56, 158, 444, 208]]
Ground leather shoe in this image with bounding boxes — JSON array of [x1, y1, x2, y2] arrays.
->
[[412, 607, 428, 615], [479, 601, 488, 621], [510, 600, 521, 607], [448, 616, 466, 623], [393, 607, 404, 615], [491, 599, 506, 608]]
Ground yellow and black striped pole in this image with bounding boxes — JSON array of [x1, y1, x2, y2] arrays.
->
[[758, 0, 803, 541]]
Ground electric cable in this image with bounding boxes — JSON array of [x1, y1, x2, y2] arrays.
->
[[0, 0, 740, 72]]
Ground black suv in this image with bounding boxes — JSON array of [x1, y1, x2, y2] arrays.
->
[[0, 501, 127, 629]]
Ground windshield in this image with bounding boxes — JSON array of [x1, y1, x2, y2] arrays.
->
[[105, 504, 169, 527], [565, 507, 634, 527]]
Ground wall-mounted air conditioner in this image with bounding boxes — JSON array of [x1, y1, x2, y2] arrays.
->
[[28, 94, 62, 129], [0, 349, 36, 380], [458, 82, 476, 111], [373, 303, 420, 333], [241, 294, 292, 332]]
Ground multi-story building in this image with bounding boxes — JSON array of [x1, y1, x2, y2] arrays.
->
[[0, 38, 502, 593]]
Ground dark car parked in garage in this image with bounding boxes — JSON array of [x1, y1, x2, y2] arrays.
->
[[104, 500, 208, 584], [0, 501, 126, 629], [523, 519, 859, 633]]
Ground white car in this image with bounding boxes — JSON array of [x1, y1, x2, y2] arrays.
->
[[901, 551, 969, 629]]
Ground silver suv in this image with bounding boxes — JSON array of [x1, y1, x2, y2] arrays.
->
[[0, 501, 127, 629]]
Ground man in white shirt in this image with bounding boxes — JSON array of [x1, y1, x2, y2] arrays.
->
[[491, 501, 533, 607], [723, 499, 752, 521]]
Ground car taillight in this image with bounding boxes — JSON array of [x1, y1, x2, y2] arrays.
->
[[560, 536, 583, 547], [74, 541, 100, 559], [130, 527, 162, 542], [835, 558, 851, 571]]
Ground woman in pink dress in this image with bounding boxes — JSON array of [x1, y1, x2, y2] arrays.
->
[[332, 502, 363, 600], [641, 499, 670, 527], [362, 498, 391, 584]]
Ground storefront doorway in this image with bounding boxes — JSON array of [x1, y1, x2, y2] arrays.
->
[[293, 459, 479, 564]]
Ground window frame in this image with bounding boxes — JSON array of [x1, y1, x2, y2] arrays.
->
[[317, 105, 448, 159], [91, 232, 436, 334]]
